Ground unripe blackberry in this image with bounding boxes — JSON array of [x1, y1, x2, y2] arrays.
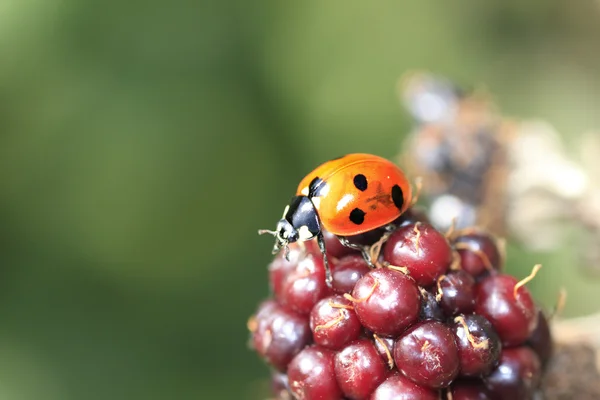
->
[[251, 203, 551, 399]]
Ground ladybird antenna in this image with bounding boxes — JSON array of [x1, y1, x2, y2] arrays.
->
[[258, 229, 277, 236]]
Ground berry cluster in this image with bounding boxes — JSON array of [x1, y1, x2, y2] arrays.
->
[[248, 209, 552, 400]]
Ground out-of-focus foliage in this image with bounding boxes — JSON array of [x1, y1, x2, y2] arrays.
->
[[1, 1, 600, 399]]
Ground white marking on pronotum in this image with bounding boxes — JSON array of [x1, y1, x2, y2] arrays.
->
[[298, 225, 314, 241], [301, 187, 309, 196], [311, 196, 321, 209]]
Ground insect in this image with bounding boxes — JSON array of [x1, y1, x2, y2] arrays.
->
[[259, 153, 413, 285]]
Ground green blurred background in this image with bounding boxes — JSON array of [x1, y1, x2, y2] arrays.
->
[[1, 1, 600, 399]]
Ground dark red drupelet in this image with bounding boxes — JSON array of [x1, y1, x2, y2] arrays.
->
[[437, 269, 476, 315], [483, 346, 542, 400], [334, 339, 388, 399], [526, 309, 553, 368], [475, 274, 538, 347], [419, 287, 446, 322], [278, 252, 332, 315], [350, 268, 421, 337], [372, 335, 396, 368], [370, 372, 440, 400], [322, 229, 360, 259], [330, 254, 371, 295], [393, 320, 460, 389], [268, 243, 306, 301], [383, 222, 453, 287], [453, 230, 502, 278], [249, 300, 311, 372], [270, 371, 291, 399], [449, 379, 492, 399], [310, 295, 362, 350], [288, 345, 342, 400], [453, 314, 502, 378]]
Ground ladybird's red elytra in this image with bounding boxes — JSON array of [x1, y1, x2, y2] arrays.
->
[[296, 154, 412, 235], [259, 153, 413, 285]]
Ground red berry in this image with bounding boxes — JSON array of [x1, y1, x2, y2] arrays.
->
[[280, 253, 331, 315], [393, 321, 460, 389], [370, 372, 440, 400], [372, 335, 395, 368], [449, 379, 492, 399], [322, 229, 360, 259], [270, 371, 291, 399], [453, 314, 502, 377], [475, 274, 538, 347], [419, 288, 446, 322], [249, 300, 311, 371], [526, 309, 553, 368], [383, 222, 452, 287], [254, 197, 551, 398], [331, 254, 371, 294], [288, 346, 342, 400], [484, 346, 542, 400], [334, 339, 387, 399], [269, 244, 304, 301], [437, 270, 476, 315], [310, 295, 361, 350], [350, 268, 420, 337], [453, 231, 502, 278]]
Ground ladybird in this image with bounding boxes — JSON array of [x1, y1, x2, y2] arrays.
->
[[260, 153, 413, 285]]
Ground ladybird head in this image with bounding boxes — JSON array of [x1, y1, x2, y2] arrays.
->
[[259, 196, 321, 260], [274, 218, 299, 249]]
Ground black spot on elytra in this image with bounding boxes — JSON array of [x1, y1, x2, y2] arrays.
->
[[391, 184, 404, 210], [308, 176, 327, 197], [353, 174, 368, 191], [349, 208, 366, 225]]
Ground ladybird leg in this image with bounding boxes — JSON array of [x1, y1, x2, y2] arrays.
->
[[410, 176, 423, 206], [337, 236, 376, 269], [316, 232, 333, 287], [367, 230, 394, 267]]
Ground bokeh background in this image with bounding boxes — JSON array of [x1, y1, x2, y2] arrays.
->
[[1, 1, 600, 399]]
